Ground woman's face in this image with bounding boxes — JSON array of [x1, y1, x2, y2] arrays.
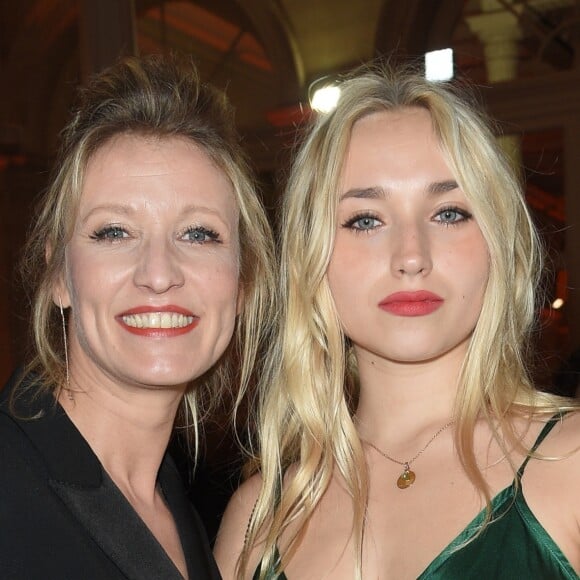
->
[[56, 134, 241, 391], [327, 108, 489, 366]]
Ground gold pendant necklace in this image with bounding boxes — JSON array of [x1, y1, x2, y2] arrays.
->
[[363, 420, 454, 489], [396, 463, 416, 489]]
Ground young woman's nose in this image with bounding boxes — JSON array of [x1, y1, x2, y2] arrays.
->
[[133, 238, 185, 293], [390, 222, 433, 277]]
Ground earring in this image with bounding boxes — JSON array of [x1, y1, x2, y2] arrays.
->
[[58, 296, 73, 401]]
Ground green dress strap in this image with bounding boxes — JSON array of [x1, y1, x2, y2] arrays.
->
[[419, 411, 577, 579], [516, 412, 565, 478]]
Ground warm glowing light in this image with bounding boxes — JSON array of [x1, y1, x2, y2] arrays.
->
[[425, 48, 454, 81], [311, 85, 341, 113], [552, 298, 564, 310]]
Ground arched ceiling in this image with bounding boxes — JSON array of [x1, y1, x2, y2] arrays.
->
[[0, 0, 576, 186]]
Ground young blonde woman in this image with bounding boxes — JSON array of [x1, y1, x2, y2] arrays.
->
[[215, 66, 580, 579]]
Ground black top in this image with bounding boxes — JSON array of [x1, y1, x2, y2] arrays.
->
[[0, 372, 222, 580]]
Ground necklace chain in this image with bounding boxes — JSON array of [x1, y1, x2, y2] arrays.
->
[[362, 420, 454, 489], [364, 419, 454, 467]]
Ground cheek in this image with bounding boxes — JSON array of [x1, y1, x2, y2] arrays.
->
[[327, 260, 349, 306], [65, 252, 129, 309], [327, 238, 358, 295], [453, 244, 489, 306], [442, 228, 489, 277], [205, 261, 241, 354], [327, 264, 361, 332], [203, 257, 241, 307]]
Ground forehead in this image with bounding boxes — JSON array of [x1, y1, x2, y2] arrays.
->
[[78, 134, 238, 216], [340, 108, 452, 188], [84, 133, 228, 185], [348, 107, 436, 154]]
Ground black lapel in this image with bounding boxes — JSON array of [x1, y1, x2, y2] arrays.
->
[[50, 471, 183, 580], [160, 455, 222, 579], [5, 378, 189, 580]]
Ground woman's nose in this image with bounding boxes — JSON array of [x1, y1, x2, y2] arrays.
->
[[390, 222, 433, 277], [133, 238, 185, 293]]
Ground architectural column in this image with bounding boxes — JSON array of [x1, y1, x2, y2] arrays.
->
[[466, 0, 523, 168], [79, 0, 138, 80], [469, 0, 523, 81]]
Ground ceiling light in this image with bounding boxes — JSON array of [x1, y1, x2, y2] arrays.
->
[[310, 84, 341, 114], [425, 48, 454, 81]]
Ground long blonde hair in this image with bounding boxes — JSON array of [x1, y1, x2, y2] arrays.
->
[[242, 64, 577, 579], [17, 54, 276, 455]]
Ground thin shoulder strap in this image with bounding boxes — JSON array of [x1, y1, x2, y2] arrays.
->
[[516, 412, 566, 478]]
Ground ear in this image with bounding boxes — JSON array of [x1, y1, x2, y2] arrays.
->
[[46, 243, 71, 309], [51, 276, 71, 309]]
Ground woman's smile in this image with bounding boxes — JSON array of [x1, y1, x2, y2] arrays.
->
[[58, 134, 242, 389], [116, 305, 199, 337]]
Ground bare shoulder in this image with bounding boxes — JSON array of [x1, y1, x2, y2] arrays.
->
[[534, 408, 580, 456], [525, 409, 580, 485], [214, 472, 263, 580], [522, 409, 580, 573]]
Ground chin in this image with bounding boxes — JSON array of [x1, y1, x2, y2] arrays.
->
[[122, 364, 199, 389], [392, 345, 465, 365]]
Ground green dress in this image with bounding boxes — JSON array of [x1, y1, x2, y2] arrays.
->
[[254, 415, 578, 579]]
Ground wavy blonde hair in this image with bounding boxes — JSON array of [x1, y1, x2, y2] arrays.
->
[[242, 64, 578, 579], [17, 54, 276, 454]]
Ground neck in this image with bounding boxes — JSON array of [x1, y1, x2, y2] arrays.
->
[[354, 342, 467, 444], [58, 365, 185, 502]]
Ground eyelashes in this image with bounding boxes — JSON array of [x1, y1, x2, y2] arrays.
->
[[432, 206, 473, 225], [89, 225, 127, 241], [180, 226, 221, 244], [89, 224, 222, 244], [342, 212, 382, 232], [341, 205, 473, 233]]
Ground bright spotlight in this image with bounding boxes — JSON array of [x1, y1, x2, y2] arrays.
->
[[425, 48, 454, 81], [552, 298, 564, 310], [311, 85, 341, 114]]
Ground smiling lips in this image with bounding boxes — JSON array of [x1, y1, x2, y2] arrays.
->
[[116, 306, 199, 337], [379, 291, 443, 317]]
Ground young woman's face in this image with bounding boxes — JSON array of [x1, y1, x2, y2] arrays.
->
[[57, 134, 241, 391], [327, 108, 489, 365]]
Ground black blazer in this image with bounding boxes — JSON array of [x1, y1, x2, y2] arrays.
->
[[0, 373, 222, 580]]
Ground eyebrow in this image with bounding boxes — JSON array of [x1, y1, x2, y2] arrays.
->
[[339, 186, 385, 202], [427, 180, 459, 194], [339, 180, 459, 202], [80, 204, 134, 224]]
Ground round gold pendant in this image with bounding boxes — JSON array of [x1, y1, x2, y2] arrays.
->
[[396, 469, 416, 489]]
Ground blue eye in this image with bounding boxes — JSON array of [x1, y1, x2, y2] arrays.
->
[[343, 214, 382, 231], [434, 207, 472, 225], [90, 226, 128, 241], [182, 226, 220, 244]]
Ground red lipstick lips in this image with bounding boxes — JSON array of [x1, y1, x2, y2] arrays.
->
[[379, 291, 443, 317], [116, 305, 199, 337]]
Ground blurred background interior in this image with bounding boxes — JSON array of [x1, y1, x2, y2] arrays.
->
[[1, 0, 580, 538]]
